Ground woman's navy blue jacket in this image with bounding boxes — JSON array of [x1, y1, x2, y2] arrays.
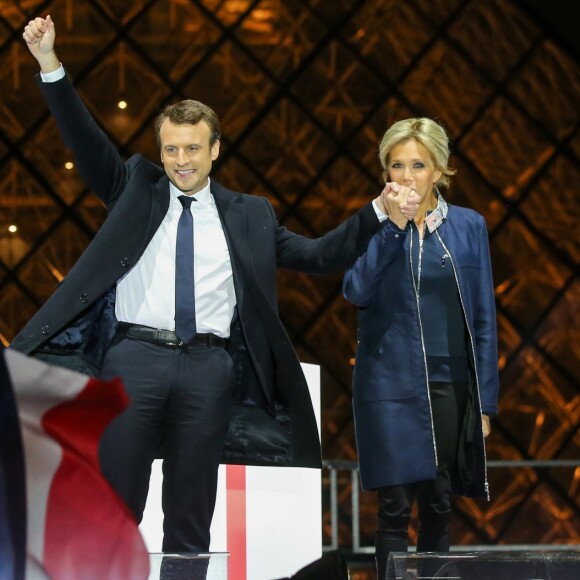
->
[[343, 198, 499, 497]]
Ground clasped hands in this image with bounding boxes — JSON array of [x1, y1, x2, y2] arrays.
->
[[375, 183, 420, 230]]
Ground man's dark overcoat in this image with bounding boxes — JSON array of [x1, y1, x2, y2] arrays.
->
[[10, 72, 381, 468]]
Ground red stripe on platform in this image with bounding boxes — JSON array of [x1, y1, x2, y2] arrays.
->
[[226, 464, 247, 580]]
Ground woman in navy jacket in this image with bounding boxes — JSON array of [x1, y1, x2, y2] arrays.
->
[[343, 118, 499, 578]]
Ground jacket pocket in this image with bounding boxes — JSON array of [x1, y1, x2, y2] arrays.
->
[[353, 314, 418, 403]]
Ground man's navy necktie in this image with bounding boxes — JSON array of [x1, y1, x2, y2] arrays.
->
[[175, 195, 196, 344]]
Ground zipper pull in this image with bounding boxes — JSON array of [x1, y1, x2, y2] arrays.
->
[[441, 253, 449, 267]]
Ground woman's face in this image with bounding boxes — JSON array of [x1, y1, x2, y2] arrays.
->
[[386, 139, 442, 206]]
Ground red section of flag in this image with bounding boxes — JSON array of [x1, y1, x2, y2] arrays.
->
[[226, 464, 247, 580], [41, 376, 149, 580]]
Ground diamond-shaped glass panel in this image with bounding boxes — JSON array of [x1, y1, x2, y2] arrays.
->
[[492, 217, 571, 330], [447, 0, 540, 83], [340, 0, 436, 83], [461, 97, 551, 196], [401, 39, 495, 139], [507, 40, 580, 141], [292, 40, 387, 139]]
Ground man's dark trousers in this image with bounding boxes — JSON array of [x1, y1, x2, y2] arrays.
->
[[98, 333, 233, 552]]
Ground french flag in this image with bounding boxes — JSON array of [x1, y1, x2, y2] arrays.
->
[[0, 347, 150, 580]]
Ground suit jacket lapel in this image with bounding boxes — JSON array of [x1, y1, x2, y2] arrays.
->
[[144, 175, 171, 247], [212, 181, 248, 307]]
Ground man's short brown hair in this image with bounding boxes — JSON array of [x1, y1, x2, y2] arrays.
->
[[154, 100, 221, 148]]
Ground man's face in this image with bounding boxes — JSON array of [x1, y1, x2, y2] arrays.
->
[[159, 118, 220, 195]]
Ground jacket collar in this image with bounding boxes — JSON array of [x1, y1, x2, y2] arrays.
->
[[424, 191, 448, 234]]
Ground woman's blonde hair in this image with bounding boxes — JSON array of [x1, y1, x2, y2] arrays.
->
[[378, 118, 456, 188]]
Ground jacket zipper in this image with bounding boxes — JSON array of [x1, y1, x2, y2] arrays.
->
[[409, 224, 439, 471], [434, 230, 490, 500]]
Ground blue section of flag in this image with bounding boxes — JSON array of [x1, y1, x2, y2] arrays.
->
[[0, 347, 26, 580]]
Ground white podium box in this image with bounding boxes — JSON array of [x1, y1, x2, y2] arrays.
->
[[140, 363, 322, 580]]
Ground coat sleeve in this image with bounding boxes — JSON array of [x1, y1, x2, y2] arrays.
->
[[35, 72, 128, 209], [473, 217, 499, 416], [342, 220, 408, 307], [270, 198, 383, 275]]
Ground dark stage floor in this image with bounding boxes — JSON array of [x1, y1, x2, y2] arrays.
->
[[147, 549, 580, 579]]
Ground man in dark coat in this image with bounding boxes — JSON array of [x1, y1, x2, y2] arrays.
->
[[15, 15, 418, 552]]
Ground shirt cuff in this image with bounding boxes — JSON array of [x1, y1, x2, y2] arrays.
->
[[40, 65, 65, 83], [372, 198, 389, 223]]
